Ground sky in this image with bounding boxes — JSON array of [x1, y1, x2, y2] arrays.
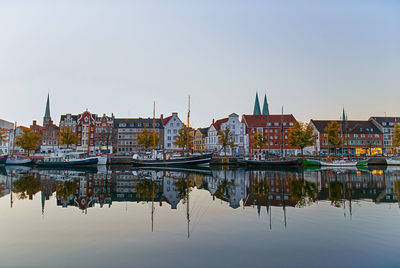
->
[[0, 0, 399, 128]]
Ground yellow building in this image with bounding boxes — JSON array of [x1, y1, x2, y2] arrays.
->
[[193, 128, 209, 153]]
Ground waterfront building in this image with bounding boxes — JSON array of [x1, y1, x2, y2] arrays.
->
[[309, 119, 384, 155], [113, 118, 164, 154], [242, 114, 297, 155], [0, 119, 14, 155], [193, 127, 209, 153], [369, 116, 400, 154], [205, 113, 248, 155], [162, 113, 184, 151], [60, 110, 114, 154], [29, 94, 60, 153]]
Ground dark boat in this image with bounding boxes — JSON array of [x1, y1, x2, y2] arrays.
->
[[36, 151, 98, 167], [132, 153, 213, 166], [0, 155, 8, 165], [239, 158, 300, 167]]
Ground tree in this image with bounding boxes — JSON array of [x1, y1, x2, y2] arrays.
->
[[136, 179, 156, 201], [13, 175, 40, 200], [325, 121, 342, 155], [288, 122, 316, 156], [137, 129, 160, 149], [174, 127, 194, 150], [0, 128, 7, 144], [58, 127, 79, 148], [218, 128, 235, 155], [15, 129, 42, 156], [252, 132, 269, 155], [393, 123, 400, 156]]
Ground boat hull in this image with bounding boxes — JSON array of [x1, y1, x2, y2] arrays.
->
[[387, 159, 400, 166], [0, 155, 8, 165], [6, 158, 33, 165], [132, 154, 213, 166], [87, 156, 108, 165], [36, 158, 98, 167], [305, 159, 368, 167], [239, 159, 300, 166]]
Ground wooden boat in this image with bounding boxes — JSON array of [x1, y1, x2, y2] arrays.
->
[[36, 151, 98, 167], [304, 159, 368, 167], [0, 155, 8, 165], [6, 156, 33, 165], [239, 158, 300, 166], [132, 153, 213, 166]]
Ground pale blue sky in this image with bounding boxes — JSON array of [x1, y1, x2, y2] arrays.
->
[[0, 0, 399, 127]]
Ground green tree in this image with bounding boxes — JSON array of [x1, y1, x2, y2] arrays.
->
[[137, 129, 160, 149], [252, 132, 269, 155], [393, 123, 400, 156], [174, 127, 194, 150], [325, 121, 343, 155], [13, 175, 40, 200], [58, 127, 79, 148], [56, 181, 78, 201], [329, 181, 344, 207], [288, 122, 316, 156], [15, 129, 42, 156], [136, 179, 156, 201], [218, 128, 235, 155], [289, 179, 318, 207]]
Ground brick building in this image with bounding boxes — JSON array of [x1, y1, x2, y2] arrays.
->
[[370, 116, 400, 154]]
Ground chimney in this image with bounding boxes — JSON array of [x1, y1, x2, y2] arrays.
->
[[160, 114, 164, 120], [33, 120, 37, 126], [212, 119, 215, 124]]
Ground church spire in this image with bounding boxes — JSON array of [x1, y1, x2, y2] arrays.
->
[[262, 94, 269, 115], [342, 108, 346, 121], [253, 93, 261, 115], [44, 93, 51, 119]]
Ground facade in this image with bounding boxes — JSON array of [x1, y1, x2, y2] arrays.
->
[[30, 94, 60, 153], [370, 117, 400, 154], [193, 127, 209, 153], [162, 113, 184, 151], [205, 113, 248, 155], [242, 114, 297, 155], [113, 118, 164, 154], [310, 119, 384, 155], [60, 110, 114, 154], [0, 119, 14, 155]]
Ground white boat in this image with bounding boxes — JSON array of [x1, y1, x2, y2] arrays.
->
[[305, 159, 369, 167], [87, 155, 108, 165], [386, 159, 400, 166], [6, 156, 33, 165]]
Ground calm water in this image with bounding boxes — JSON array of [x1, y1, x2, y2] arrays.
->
[[1, 165, 400, 268]]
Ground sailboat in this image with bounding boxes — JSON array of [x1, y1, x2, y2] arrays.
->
[[6, 122, 33, 165], [132, 97, 213, 166], [0, 155, 7, 165]]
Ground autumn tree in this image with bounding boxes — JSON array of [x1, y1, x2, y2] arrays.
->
[[58, 127, 79, 148], [174, 127, 194, 150], [137, 129, 160, 149], [15, 129, 42, 156], [13, 175, 40, 200], [393, 123, 400, 156], [288, 122, 316, 156], [56, 181, 78, 201], [252, 132, 269, 155], [324, 121, 342, 155], [0, 128, 7, 144], [218, 128, 235, 155]]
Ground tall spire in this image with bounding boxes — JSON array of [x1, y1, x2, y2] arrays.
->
[[262, 94, 269, 115], [342, 108, 346, 121], [44, 93, 51, 119], [253, 93, 261, 115]]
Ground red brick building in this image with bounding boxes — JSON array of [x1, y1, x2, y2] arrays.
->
[[242, 114, 298, 155]]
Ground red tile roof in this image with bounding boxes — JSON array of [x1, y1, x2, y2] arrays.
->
[[162, 116, 172, 126], [213, 118, 229, 131], [242, 114, 297, 127]]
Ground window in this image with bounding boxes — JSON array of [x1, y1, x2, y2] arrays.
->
[[289, 122, 294, 126]]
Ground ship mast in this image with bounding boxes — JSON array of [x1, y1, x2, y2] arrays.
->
[[153, 101, 156, 150], [187, 96, 191, 153]]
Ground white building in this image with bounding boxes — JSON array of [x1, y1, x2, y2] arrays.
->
[[162, 113, 184, 151], [0, 119, 14, 155], [205, 113, 248, 155]]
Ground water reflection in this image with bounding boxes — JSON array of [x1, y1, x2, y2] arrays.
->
[[1, 166, 400, 221]]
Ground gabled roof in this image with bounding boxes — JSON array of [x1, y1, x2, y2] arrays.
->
[[310, 120, 382, 134], [242, 114, 296, 127], [198, 127, 209, 135], [213, 118, 229, 131], [370, 116, 400, 125], [162, 116, 172, 125]]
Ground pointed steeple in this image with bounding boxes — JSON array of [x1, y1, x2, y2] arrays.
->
[[342, 108, 346, 121], [43, 93, 51, 126], [262, 94, 269, 115], [253, 93, 261, 115]]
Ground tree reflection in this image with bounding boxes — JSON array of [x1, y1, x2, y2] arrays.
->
[[13, 175, 40, 200], [216, 179, 235, 199], [254, 178, 270, 198], [136, 179, 156, 202], [289, 179, 318, 207], [56, 181, 77, 201], [329, 181, 344, 207]]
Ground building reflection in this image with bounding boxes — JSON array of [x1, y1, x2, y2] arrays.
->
[[1, 166, 400, 215]]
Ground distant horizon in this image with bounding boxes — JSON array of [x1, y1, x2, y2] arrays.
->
[[1, 0, 399, 127]]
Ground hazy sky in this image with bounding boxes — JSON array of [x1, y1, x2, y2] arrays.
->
[[1, 0, 399, 128]]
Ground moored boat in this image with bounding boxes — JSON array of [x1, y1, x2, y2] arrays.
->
[[132, 152, 213, 166], [386, 159, 400, 166], [304, 159, 368, 167], [87, 155, 108, 165], [239, 158, 300, 166], [6, 156, 33, 165], [36, 150, 98, 167], [0, 155, 8, 165]]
